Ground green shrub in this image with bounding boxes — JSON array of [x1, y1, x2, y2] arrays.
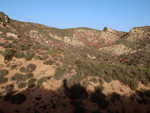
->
[[3, 49, 16, 61], [20, 67, 29, 73], [140, 78, 149, 86], [12, 40, 18, 44], [37, 77, 48, 86], [3, 42, 14, 48], [24, 50, 34, 61], [0, 77, 8, 84], [66, 73, 85, 87], [34, 55, 40, 60], [18, 83, 26, 89], [103, 27, 108, 31], [131, 79, 139, 90], [103, 75, 112, 83], [11, 65, 17, 70], [25, 73, 33, 79], [16, 42, 32, 51], [5, 85, 14, 93], [123, 78, 138, 90], [32, 45, 40, 50], [53, 67, 65, 80], [0, 42, 4, 46], [90, 78, 98, 83], [0, 69, 9, 77], [75, 58, 103, 77], [115, 39, 136, 49], [12, 73, 24, 81], [0, 50, 3, 54], [56, 63, 60, 66], [27, 63, 36, 72], [14, 51, 24, 58], [40, 46, 49, 50], [5, 36, 14, 40], [11, 93, 26, 104], [41, 54, 49, 60], [99, 79, 104, 85], [27, 78, 37, 88], [43, 59, 54, 65]]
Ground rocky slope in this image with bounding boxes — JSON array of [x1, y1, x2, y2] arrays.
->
[[0, 12, 127, 48], [0, 12, 150, 113]]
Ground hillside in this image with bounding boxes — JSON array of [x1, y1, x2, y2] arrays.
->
[[0, 12, 150, 113]]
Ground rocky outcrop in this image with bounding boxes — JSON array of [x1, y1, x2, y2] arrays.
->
[[99, 30, 126, 45], [99, 44, 136, 55], [0, 12, 10, 27], [126, 26, 150, 42], [99, 26, 150, 55], [6, 32, 18, 39]]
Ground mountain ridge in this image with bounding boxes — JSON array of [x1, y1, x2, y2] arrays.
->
[[1, 11, 149, 49]]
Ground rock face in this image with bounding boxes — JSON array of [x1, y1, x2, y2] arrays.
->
[[0, 12, 10, 26], [98, 26, 150, 55], [126, 26, 150, 42], [99, 44, 136, 55], [48, 28, 126, 48]]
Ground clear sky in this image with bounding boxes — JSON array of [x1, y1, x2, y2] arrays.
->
[[0, 0, 150, 32]]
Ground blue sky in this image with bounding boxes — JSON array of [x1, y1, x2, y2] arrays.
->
[[0, 0, 150, 32]]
